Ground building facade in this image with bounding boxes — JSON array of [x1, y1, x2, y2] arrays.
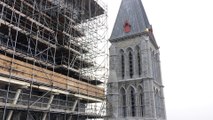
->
[[107, 0, 166, 120], [0, 0, 107, 120]]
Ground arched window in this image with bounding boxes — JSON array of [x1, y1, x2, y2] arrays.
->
[[138, 86, 144, 117], [121, 54, 125, 79], [120, 88, 127, 117], [129, 86, 136, 117], [129, 51, 134, 78], [136, 46, 141, 76], [120, 50, 125, 79]]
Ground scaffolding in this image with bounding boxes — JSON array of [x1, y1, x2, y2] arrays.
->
[[0, 0, 108, 120]]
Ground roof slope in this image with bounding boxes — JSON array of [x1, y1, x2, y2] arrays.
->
[[110, 0, 152, 40]]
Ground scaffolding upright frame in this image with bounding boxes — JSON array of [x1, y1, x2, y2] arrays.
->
[[0, 0, 108, 119]]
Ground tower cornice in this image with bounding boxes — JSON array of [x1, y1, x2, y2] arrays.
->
[[110, 31, 159, 49]]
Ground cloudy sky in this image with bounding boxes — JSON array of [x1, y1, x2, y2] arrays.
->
[[102, 0, 213, 119]]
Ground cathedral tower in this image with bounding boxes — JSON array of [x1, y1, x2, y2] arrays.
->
[[107, 0, 166, 120]]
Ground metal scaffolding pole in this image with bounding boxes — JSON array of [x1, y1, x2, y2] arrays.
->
[[6, 88, 22, 120], [0, 0, 108, 119], [42, 94, 55, 120]]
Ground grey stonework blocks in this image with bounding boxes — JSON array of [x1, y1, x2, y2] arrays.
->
[[106, 0, 166, 120]]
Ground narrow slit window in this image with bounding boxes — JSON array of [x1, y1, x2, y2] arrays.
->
[[137, 48, 141, 76], [129, 52, 133, 78], [130, 87, 136, 116], [121, 54, 125, 79]]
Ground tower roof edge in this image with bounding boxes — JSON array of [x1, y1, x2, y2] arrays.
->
[[110, 0, 151, 41]]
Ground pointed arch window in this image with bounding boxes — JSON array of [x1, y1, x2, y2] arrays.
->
[[121, 54, 125, 79], [120, 50, 125, 79], [136, 46, 142, 76], [129, 51, 134, 78], [120, 88, 127, 117], [138, 86, 144, 117], [129, 87, 136, 117]]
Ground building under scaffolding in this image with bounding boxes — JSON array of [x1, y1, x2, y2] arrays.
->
[[0, 0, 108, 120]]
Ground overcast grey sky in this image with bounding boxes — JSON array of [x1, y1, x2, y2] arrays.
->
[[102, 0, 213, 119]]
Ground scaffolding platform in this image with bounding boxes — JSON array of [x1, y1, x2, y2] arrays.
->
[[0, 0, 108, 119]]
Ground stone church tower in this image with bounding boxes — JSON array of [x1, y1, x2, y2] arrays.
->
[[107, 0, 166, 120]]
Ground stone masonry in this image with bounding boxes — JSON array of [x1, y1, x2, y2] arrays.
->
[[106, 0, 166, 120]]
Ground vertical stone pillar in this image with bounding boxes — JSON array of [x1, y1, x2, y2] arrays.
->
[[160, 87, 167, 119], [42, 94, 54, 120], [156, 52, 162, 84], [106, 82, 119, 119], [143, 79, 156, 119], [141, 37, 157, 119], [6, 88, 22, 120], [107, 71, 119, 119], [141, 36, 152, 78]]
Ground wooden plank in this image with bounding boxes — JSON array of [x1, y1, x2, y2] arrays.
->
[[0, 54, 104, 99]]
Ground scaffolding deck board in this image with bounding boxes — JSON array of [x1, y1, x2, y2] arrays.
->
[[0, 102, 103, 118], [0, 0, 107, 119], [0, 54, 104, 99]]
